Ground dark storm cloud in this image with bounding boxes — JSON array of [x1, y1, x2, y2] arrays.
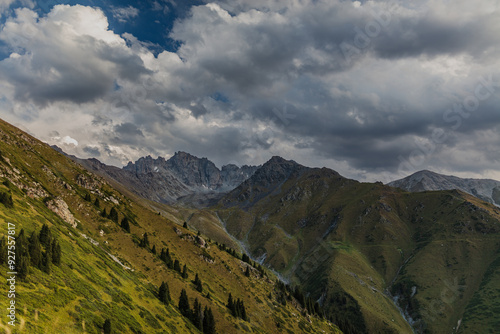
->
[[372, 13, 500, 60], [1, 0, 500, 181], [83, 145, 101, 157]]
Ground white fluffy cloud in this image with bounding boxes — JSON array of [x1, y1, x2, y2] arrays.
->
[[0, 1, 500, 182]]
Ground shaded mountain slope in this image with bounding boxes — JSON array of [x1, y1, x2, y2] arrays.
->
[[215, 157, 500, 334]]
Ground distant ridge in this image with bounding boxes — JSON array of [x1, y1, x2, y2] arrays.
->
[[388, 170, 500, 206], [70, 151, 259, 206]]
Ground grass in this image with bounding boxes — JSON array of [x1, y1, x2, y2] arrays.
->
[[0, 118, 339, 334]]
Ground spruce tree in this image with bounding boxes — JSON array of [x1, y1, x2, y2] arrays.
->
[[29, 231, 42, 268], [227, 293, 234, 315], [192, 298, 203, 330], [18, 253, 29, 280], [101, 208, 108, 218], [203, 307, 216, 334], [159, 281, 170, 304], [178, 289, 190, 318], [39, 224, 52, 248], [0, 237, 6, 265], [194, 273, 203, 292], [16, 229, 29, 259], [103, 318, 111, 334], [245, 266, 250, 277], [41, 246, 52, 274], [84, 193, 92, 202], [151, 245, 157, 255], [108, 207, 119, 223], [140, 232, 150, 248], [94, 198, 100, 208], [51, 239, 62, 266], [182, 264, 188, 279], [120, 217, 130, 233], [173, 259, 181, 272], [240, 299, 247, 321]]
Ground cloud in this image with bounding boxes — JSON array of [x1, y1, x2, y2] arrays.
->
[[0, 1, 499, 182], [111, 5, 139, 23], [0, 5, 149, 106]]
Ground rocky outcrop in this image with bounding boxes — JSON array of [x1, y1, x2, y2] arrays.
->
[[46, 197, 77, 228]]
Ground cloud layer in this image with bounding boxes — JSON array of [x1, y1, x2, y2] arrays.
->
[[1, 0, 499, 182]]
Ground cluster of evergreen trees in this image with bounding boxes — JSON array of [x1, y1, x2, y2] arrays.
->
[[274, 281, 324, 318], [178, 289, 216, 334], [217, 243, 266, 278], [158, 247, 189, 279], [227, 293, 247, 321], [84, 192, 132, 233], [0, 224, 61, 279]]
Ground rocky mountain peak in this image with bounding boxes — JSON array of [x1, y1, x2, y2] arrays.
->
[[388, 170, 500, 206]]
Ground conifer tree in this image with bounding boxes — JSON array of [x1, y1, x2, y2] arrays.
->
[[140, 232, 150, 248], [103, 319, 111, 334], [182, 264, 188, 279], [41, 245, 52, 274], [84, 193, 92, 202], [151, 245, 157, 255], [203, 306, 216, 334], [101, 208, 108, 218], [194, 273, 203, 292], [192, 298, 203, 330], [227, 293, 235, 315], [108, 207, 119, 223], [51, 239, 62, 266], [29, 231, 42, 268], [0, 237, 6, 265], [94, 198, 100, 208], [120, 217, 130, 233], [183, 222, 188, 229], [39, 224, 52, 248], [245, 266, 250, 277], [239, 299, 247, 321], [159, 281, 170, 304], [173, 259, 181, 272], [18, 253, 29, 280], [178, 289, 190, 318], [16, 229, 29, 259]]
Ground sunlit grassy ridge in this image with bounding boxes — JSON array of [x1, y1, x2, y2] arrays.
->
[[0, 118, 339, 334]]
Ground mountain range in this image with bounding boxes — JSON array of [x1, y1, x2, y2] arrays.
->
[[67, 151, 259, 207], [0, 118, 337, 334], [3, 117, 500, 334], [388, 170, 500, 206]]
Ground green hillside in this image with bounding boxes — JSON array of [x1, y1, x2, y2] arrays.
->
[[214, 158, 500, 333], [0, 118, 340, 334]]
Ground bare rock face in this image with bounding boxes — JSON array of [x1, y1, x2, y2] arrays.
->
[[196, 236, 206, 248], [46, 197, 77, 228], [70, 151, 258, 206], [164, 151, 223, 190], [76, 173, 102, 191]]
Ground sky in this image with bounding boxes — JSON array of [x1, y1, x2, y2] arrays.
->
[[0, 0, 499, 183]]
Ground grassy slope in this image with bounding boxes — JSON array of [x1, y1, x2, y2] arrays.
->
[[214, 165, 500, 333], [0, 118, 339, 334]]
